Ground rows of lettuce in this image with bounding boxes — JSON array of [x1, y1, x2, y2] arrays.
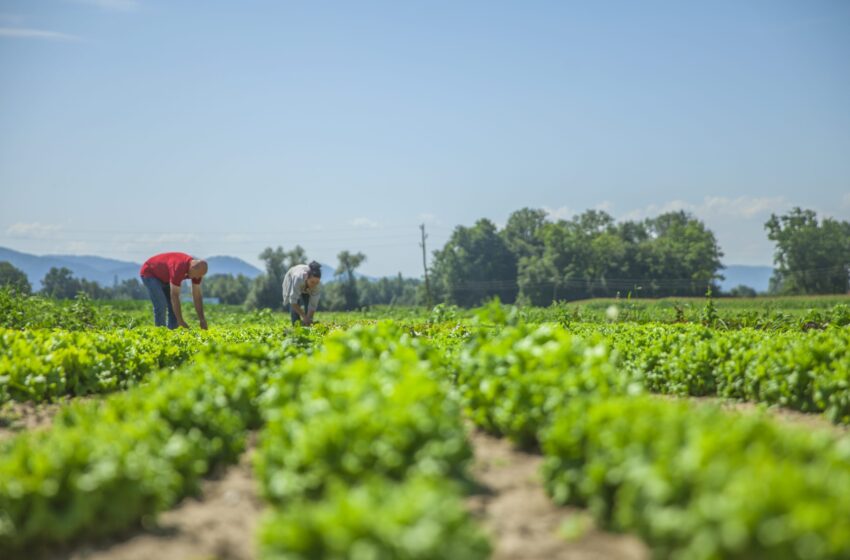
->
[[456, 318, 850, 559], [0, 325, 324, 404], [0, 325, 489, 558], [254, 324, 489, 558], [4, 315, 850, 558], [570, 323, 850, 424]]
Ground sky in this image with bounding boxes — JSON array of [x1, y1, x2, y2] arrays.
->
[[1, 0, 849, 277]]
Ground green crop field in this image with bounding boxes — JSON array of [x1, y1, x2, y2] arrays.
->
[[1, 288, 849, 559]]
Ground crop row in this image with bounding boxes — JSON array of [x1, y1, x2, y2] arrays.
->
[[0, 326, 322, 404], [574, 323, 850, 423], [0, 324, 488, 558], [255, 324, 489, 558], [456, 321, 850, 559], [0, 342, 288, 553]]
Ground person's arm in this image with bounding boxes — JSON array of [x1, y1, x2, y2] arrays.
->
[[192, 283, 207, 329], [306, 291, 319, 324], [170, 284, 189, 328], [291, 302, 308, 323]]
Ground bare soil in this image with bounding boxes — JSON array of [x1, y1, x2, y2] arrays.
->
[[7, 394, 846, 560], [466, 428, 649, 560], [0, 399, 72, 442]]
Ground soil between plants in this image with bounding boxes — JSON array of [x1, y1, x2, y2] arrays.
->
[[465, 427, 649, 560]]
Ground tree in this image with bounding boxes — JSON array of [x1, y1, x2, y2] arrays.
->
[[641, 211, 724, 296], [501, 208, 548, 263], [728, 285, 758, 298], [766, 208, 850, 294], [246, 246, 294, 310], [0, 262, 31, 294], [204, 274, 252, 305], [109, 278, 147, 300], [41, 267, 81, 299], [431, 219, 518, 307], [336, 250, 366, 310]]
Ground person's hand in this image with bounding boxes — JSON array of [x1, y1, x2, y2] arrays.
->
[[178, 320, 190, 329], [199, 319, 208, 330]]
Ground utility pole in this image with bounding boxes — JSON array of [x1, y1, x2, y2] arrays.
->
[[419, 223, 433, 308]]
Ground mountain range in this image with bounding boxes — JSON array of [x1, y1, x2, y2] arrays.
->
[[0, 247, 360, 289]]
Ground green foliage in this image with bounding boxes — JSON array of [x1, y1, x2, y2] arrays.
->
[[335, 250, 367, 310], [0, 325, 324, 404], [455, 322, 632, 446], [540, 396, 850, 560], [728, 284, 758, 297], [203, 273, 252, 305], [41, 267, 84, 300], [247, 246, 308, 310], [0, 347, 281, 552], [3, 300, 850, 559], [766, 207, 850, 295], [595, 323, 850, 423], [0, 262, 31, 295], [516, 209, 724, 304], [0, 288, 138, 330], [259, 476, 490, 560], [255, 323, 487, 559], [430, 218, 518, 306]]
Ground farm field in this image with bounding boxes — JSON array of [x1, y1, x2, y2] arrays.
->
[[1, 290, 850, 559]]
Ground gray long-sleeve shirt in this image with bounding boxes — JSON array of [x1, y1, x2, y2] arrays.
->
[[281, 264, 321, 313]]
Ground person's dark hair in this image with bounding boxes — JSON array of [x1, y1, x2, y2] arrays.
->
[[308, 261, 322, 278]]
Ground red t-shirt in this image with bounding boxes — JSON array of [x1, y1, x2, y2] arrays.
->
[[140, 252, 202, 286]]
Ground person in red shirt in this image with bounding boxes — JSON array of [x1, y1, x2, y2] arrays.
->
[[139, 252, 209, 329]]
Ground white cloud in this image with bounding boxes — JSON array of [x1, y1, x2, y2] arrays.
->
[[701, 196, 788, 218], [6, 222, 64, 238], [350, 217, 379, 228], [620, 196, 789, 222], [0, 27, 81, 41], [71, 0, 139, 11], [543, 205, 575, 221]]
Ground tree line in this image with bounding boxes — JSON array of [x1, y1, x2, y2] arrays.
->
[[1, 207, 847, 308], [429, 206, 849, 306]]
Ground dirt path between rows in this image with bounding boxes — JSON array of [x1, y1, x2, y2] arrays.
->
[[9, 394, 847, 560], [0, 398, 92, 442], [466, 428, 649, 560], [49, 436, 262, 560]]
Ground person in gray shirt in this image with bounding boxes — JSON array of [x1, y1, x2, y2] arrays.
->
[[282, 260, 322, 325]]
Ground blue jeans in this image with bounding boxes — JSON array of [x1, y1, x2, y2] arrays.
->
[[290, 293, 310, 325], [141, 276, 178, 329]]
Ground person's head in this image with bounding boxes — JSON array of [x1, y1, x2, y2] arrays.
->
[[306, 260, 322, 289], [189, 259, 208, 279]]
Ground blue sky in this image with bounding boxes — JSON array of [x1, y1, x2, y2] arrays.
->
[[1, 0, 849, 277]]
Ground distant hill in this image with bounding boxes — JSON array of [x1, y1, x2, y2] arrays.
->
[[719, 265, 774, 293], [0, 247, 263, 289], [0, 246, 383, 288], [205, 256, 262, 279]]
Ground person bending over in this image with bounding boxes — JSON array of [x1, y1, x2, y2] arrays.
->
[[140, 252, 208, 329], [282, 261, 322, 325]]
